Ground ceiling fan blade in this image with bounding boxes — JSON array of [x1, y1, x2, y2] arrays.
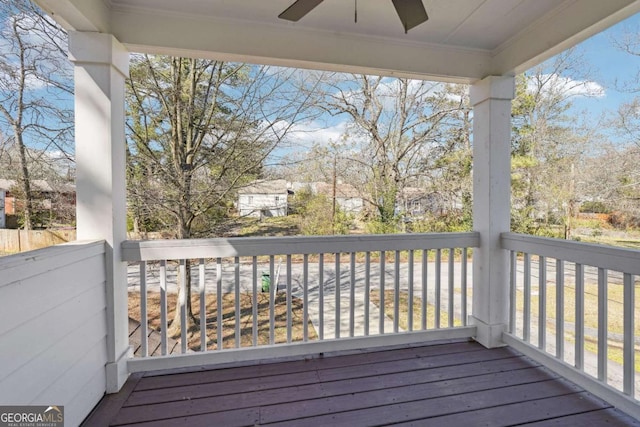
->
[[392, 0, 428, 33], [278, 0, 324, 22]]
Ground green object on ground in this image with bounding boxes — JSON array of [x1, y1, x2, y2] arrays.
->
[[261, 272, 270, 292]]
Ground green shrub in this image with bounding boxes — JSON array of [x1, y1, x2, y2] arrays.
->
[[296, 191, 353, 235], [409, 212, 471, 233], [580, 201, 611, 214], [365, 219, 400, 234]]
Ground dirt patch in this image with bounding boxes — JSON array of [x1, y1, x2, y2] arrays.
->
[[129, 291, 317, 351]]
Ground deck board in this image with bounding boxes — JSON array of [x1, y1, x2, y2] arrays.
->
[[262, 379, 584, 426], [257, 370, 564, 425], [395, 393, 612, 426], [316, 347, 515, 382], [133, 340, 481, 390], [128, 318, 180, 357], [125, 356, 542, 407], [522, 409, 640, 426], [82, 339, 640, 427]]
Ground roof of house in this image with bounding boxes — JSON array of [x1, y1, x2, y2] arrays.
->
[[238, 179, 289, 195], [400, 187, 430, 200], [0, 179, 75, 193]]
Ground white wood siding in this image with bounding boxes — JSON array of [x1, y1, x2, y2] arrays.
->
[[337, 196, 363, 214], [0, 241, 107, 427], [238, 193, 288, 218]]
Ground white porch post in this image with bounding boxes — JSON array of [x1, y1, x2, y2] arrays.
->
[[470, 75, 515, 348], [69, 32, 131, 392]]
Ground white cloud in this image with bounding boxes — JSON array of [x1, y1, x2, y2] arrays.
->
[[283, 120, 350, 149], [528, 74, 606, 98]]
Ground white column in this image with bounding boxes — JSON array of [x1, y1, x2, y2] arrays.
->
[[69, 32, 130, 392], [470, 75, 514, 348]]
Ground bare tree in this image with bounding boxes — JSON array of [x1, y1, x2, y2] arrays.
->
[[127, 55, 322, 337], [417, 83, 473, 226], [580, 145, 640, 223], [318, 75, 465, 230], [0, 0, 73, 229], [510, 48, 600, 236]]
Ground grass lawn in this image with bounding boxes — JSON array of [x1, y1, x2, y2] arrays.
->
[[235, 216, 301, 237], [129, 291, 317, 351], [370, 290, 463, 330], [514, 283, 640, 371], [514, 283, 640, 339], [575, 235, 640, 250]]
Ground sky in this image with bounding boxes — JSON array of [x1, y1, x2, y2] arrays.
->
[[545, 12, 640, 135]]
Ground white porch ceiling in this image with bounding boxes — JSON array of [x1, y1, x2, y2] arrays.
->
[[37, 0, 640, 82]]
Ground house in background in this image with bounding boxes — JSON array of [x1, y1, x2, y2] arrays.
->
[[0, 179, 76, 228], [398, 187, 437, 217], [237, 179, 365, 218], [397, 187, 467, 218], [0, 179, 19, 217], [315, 181, 365, 215], [237, 179, 292, 218]]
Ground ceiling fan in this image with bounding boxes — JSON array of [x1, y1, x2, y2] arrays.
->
[[278, 0, 429, 33]]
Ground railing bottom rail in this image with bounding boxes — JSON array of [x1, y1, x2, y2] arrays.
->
[[127, 327, 476, 373]]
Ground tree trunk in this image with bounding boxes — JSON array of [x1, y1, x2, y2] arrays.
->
[[167, 213, 198, 339], [15, 129, 33, 230], [167, 258, 195, 339]]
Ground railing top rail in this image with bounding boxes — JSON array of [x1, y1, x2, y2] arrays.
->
[[501, 232, 640, 275], [121, 232, 480, 262], [0, 240, 105, 288]]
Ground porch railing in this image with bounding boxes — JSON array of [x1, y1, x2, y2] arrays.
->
[[502, 232, 640, 419], [122, 232, 478, 371]]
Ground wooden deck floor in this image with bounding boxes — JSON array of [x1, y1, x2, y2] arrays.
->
[[128, 318, 180, 357], [83, 339, 640, 426]]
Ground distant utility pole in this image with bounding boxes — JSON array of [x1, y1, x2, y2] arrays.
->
[[565, 162, 575, 239], [332, 154, 337, 234]]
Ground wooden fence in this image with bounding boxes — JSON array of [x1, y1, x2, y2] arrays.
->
[[0, 229, 76, 253]]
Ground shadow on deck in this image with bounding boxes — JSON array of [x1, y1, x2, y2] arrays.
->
[[83, 339, 640, 426]]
